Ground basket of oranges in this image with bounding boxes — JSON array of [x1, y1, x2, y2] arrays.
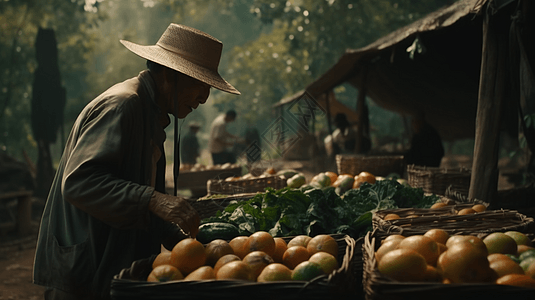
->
[[111, 232, 360, 300], [372, 197, 534, 240], [362, 228, 535, 300]]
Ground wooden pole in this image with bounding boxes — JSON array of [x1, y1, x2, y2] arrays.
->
[[325, 92, 334, 136], [356, 66, 369, 154], [469, 4, 509, 202]]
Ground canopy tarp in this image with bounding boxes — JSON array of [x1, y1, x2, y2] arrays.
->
[[275, 90, 360, 124], [273, 0, 518, 141]]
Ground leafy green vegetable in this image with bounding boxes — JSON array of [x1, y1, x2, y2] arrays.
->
[[202, 179, 439, 238]]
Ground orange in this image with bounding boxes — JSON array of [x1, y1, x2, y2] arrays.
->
[[272, 237, 288, 263], [496, 274, 535, 288], [147, 264, 184, 282], [242, 251, 274, 280], [244, 231, 276, 257], [324, 171, 338, 185], [383, 214, 401, 221], [504, 231, 533, 247], [526, 261, 535, 279], [257, 263, 292, 282], [282, 246, 310, 269], [184, 266, 216, 281], [353, 172, 376, 188], [152, 251, 173, 269], [437, 243, 447, 255], [287, 235, 312, 248], [356, 171, 376, 184], [445, 235, 488, 256], [430, 202, 448, 209], [518, 245, 535, 256], [487, 253, 515, 264], [332, 174, 354, 188], [483, 232, 518, 255], [214, 254, 241, 274], [375, 239, 404, 263], [422, 265, 442, 282], [397, 235, 440, 266], [377, 248, 427, 282], [424, 229, 450, 245], [489, 258, 525, 278], [472, 204, 487, 212], [266, 167, 276, 175], [307, 234, 338, 257], [205, 239, 234, 267], [383, 235, 405, 244], [437, 242, 493, 283], [457, 208, 477, 215], [520, 257, 535, 272], [291, 261, 325, 281], [309, 252, 338, 275], [216, 260, 253, 281], [170, 238, 206, 275], [229, 236, 249, 259], [445, 235, 468, 247]]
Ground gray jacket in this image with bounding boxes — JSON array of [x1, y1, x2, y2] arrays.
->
[[33, 71, 179, 299]]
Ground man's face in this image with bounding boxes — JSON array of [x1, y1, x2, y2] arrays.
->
[[163, 70, 211, 119]]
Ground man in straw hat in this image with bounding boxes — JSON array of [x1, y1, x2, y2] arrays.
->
[[33, 24, 239, 300]]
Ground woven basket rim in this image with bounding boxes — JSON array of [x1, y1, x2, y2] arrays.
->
[[207, 174, 285, 183], [372, 207, 534, 237], [406, 164, 471, 173]]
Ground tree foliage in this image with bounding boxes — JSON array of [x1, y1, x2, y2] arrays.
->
[[0, 0, 105, 161], [0, 0, 455, 164], [213, 0, 455, 132]]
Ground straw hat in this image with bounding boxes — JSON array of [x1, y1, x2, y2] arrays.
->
[[120, 23, 240, 95]]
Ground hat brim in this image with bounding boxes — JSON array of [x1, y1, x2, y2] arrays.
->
[[120, 40, 240, 95]]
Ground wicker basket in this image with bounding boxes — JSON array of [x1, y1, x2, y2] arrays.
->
[[174, 167, 243, 196], [407, 164, 471, 196], [362, 231, 535, 300], [372, 205, 534, 240], [110, 235, 359, 300], [207, 175, 287, 195], [336, 154, 405, 177], [188, 193, 257, 220]]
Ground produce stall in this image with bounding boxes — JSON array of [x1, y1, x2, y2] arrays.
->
[[113, 162, 535, 299], [112, 1, 535, 299], [273, 0, 535, 206]]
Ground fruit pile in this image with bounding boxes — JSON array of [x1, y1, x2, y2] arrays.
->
[[382, 200, 488, 221], [374, 229, 535, 288], [294, 171, 379, 194], [180, 162, 240, 172], [147, 232, 341, 283]]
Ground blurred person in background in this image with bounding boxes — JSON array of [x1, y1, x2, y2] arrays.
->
[[181, 121, 201, 166], [405, 114, 444, 167], [332, 113, 357, 154], [208, 109, 242, 165], [33, 24, 239, 300]]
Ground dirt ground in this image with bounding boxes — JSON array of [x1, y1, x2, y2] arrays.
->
[[0, 233, 44, 300], [0, 154, 525, 299]]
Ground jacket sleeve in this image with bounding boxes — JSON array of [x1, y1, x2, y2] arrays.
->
[[61, 95, 154, 230]]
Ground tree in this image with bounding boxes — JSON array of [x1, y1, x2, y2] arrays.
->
[[0, 0, 105, 166]]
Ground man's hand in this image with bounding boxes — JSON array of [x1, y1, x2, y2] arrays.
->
[[148, 191, 200, 238]]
